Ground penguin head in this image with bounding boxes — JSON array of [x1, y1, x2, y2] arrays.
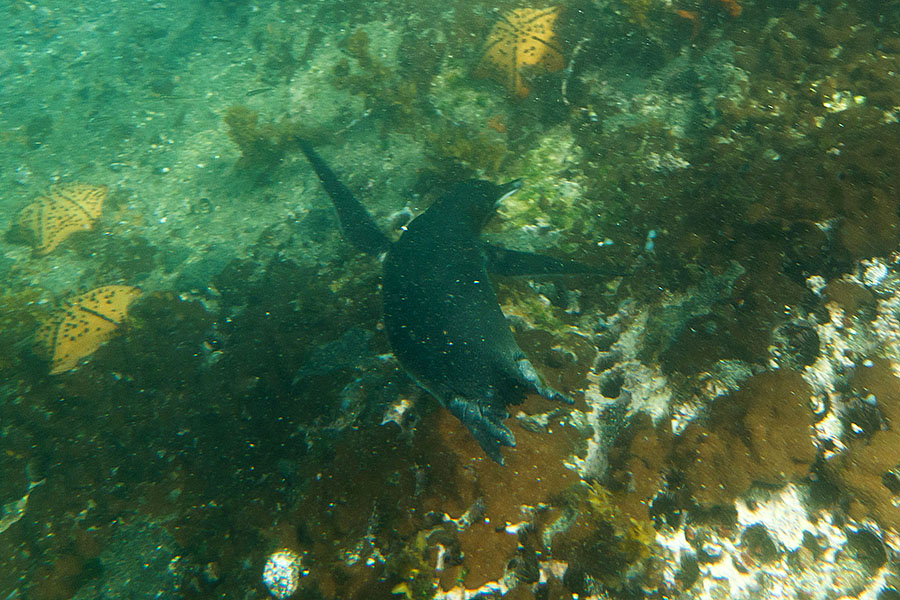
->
[[439, 179, 523, 231]]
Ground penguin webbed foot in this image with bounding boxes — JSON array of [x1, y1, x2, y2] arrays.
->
[[514, 358, 574, 405], [446, 397, 515, 465]]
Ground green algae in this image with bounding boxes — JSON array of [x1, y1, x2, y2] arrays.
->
[[0, 287, 46, 374], [423, 123, 507, 179], [549, 481, 659, 592], [333, 27, 422, 135], [224, 105, 296, 177], [500, 126, 585, 237], [8, 1, 900, 598]]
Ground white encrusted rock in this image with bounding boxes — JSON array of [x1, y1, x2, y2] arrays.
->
[[262, 549, 304, 599]]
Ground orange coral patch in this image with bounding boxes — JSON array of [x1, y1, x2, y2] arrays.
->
[[476, 7, 564, 98], [720, 0, 742, 17], [486, 114, 508, 134], [676, 9, 701, 40], [37, 285, 142, 374], [16, 183, 107, 255]]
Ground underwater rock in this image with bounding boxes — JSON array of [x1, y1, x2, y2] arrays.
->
[[291, 328, 374, 382], [656, 480, 886, 600], [641, 261, 746, 363], [739, 524, 780, 566], [174, 247, 237, 293], [0, 480, 41, 535], [770, 320, 821, 369], [579, 277, 762, 483], [70, 517, 181, 600]]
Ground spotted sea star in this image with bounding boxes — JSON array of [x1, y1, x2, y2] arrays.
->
[[475, 7, 565, 99], [16, 182, 107, 255]]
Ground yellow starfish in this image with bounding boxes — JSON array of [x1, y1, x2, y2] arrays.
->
[[36, 285, 142, 374], [16, 182, 107, 255], [476, 6, 565, 98]]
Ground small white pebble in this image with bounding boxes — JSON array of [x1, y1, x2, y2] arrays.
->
[[806, 275, 826, 296], [862, 260, 888, 287], [262, 549, 304, 599]]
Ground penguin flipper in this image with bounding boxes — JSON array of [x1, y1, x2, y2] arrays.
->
[[298, 139, 392, 256], [446, 397, 516, 464], [485, 245, 626, 277]]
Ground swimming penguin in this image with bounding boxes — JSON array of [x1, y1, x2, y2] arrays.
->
[[299, 140, 598, 463]]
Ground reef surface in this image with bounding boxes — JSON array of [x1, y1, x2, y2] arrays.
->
[[2, 0, 900, 599]]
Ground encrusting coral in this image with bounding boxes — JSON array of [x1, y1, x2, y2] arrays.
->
[[36, 285, 142, 374], [475, 7, 565, 98], [826, 359, 900, 533], [224, 105, 296, 177], [605, 414, 672, 523], [288, 395, 583, 599], [675, 370, 816, 506], [15, 183, 107, 255], [604, 370, 817, 515], [674, 370, 817, 507]]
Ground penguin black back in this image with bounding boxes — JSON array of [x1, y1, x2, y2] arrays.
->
[[300, 140, 588, 463]]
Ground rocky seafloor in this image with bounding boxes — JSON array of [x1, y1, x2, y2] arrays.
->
[[2, 0, 900, 598]]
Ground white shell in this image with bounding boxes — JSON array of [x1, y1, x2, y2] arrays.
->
[[262, 549, 302, 599]]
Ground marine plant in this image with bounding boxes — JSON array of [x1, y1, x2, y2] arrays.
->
[[223, 104, 335, 184], [0, 287, 46, 374], [549, 480, 659, 591], [385, 533, 438, 600], [332, 28, 422, 133], [422, 123, 508, 179], [719, 0, 742, 18], [332, 26, 513, 179], [620, 0, 656, 29], [224, 105, 294, 177]]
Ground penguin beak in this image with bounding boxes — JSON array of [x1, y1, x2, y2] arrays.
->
[[496, 179, 523, 204]]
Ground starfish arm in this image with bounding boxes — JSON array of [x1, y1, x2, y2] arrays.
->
[[527, 33, 564, 58]]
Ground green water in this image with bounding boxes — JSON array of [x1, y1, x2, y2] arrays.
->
[[1, 0, 900, 598]]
